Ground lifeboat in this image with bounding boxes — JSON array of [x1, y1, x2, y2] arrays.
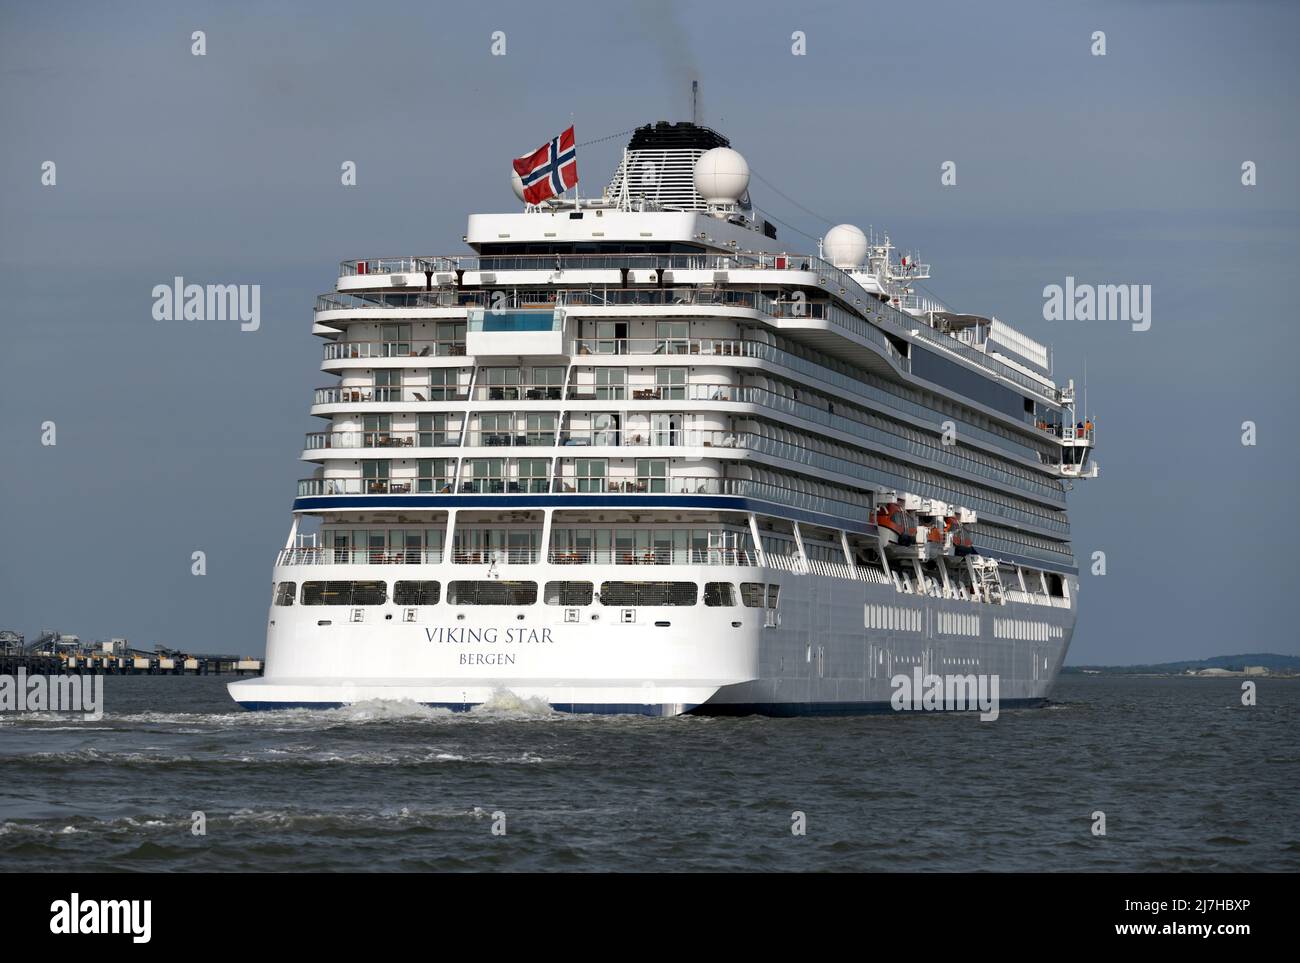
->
[[945, 515, 975, 557], [875, 502, 917, 546]]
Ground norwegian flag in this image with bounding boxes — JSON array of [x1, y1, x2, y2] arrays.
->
[[513, 126, 578, 204]]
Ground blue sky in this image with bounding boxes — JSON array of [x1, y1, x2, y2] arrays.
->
[[1, 0, 1297, 662]]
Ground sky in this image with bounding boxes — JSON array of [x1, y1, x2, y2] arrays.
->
[[1, 0, 1297, 664]]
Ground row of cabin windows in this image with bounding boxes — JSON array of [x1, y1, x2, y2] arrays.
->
[[341, 365, 688, 400], [274, 580, 779, 608]]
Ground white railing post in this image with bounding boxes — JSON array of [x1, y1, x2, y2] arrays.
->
[[792, 521, 810, 574], [839, 529, 857, 575], [539, 508, 554, 566], [746, 513, 767, 568]]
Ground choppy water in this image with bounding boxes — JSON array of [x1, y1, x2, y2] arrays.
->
[[0, 675, 1296, 871]]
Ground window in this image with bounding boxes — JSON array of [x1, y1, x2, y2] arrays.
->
[[635, 458, 668, 494], [447, 581, 538, 605], [525, 412, 556, 445], [428, 368, 462, 401], [591, 412, 619, 446], [599, 582, 698, 606], [477, 411, 513, 447], [703, 582, 736, 607], [575, 458, 606, 493], [545, 581, 594, 605], [362, 414, 391, 447], [593, 320, 625, 354], [465, 458, 505, 493], [529, 366, 565, 399], [394, 529, 427, 563], [362, 460, 390, 493], [435, 321, 466, 355], [301, 581, 388, 606], [417, 459, 452, 493], [767, 584, 781, 609], [483, 367, 520, 400], [418, 413, 453, 447], [454, 528, 537, 562], [740, 582, 766, 608], [274, 582, 296, 606], [380, 323, 412, 356], [595, 367, 626, 400], [656, 321, 690, 354], [656, 367, 687, 400], [394, 581, 441, 605], [517, 458, 550, 493], [374, 368, 402, 402]]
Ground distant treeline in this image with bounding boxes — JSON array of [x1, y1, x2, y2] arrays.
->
[[1063, 653, 1300, 674]]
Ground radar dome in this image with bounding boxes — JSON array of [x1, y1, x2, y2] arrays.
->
[[823, 224, 868, 269], [693, 147, 750, 204], [510, 168, 526, 202]]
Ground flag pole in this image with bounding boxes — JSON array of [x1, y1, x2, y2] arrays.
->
[[571, 116, 579, 211]]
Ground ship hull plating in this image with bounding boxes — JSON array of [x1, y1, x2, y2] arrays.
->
[[229, 564, 1076, 717]]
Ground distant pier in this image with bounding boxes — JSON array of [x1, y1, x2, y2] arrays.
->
[[0, 653, 263, 676], [0, 630, 263, 677]]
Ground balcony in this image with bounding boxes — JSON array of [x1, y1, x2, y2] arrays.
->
[[277, 547, 444, 565], [337, 251, 818, 277], [295, 475, 874, 525], [304, 430, 459, 450], [324, 340, 466, 360], [471, 384, 563, 402], [313, 386, 469, 405], [463, 430, 557, 447], [572, 337, 744, 357], [324, 252, 1063, 404], [547, 548, 759, 566]]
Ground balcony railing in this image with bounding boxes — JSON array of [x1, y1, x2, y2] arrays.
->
[[315, 286, 782, 316], [273, 543, 899, 585], [313, 386, 468, 405], [548, 548, 758, 566], [304, 430, 460, 450], [324, 340, 467, 360], [338, 252, 819, 277], [276, 547, 444, 565], [304, 389, 1066, 512], [471, 384, 564, 402], [463, 430, 557, 447], [572, 337, 746, 357], [296, 474, 873, 524], [329, 251, 1063, 403]]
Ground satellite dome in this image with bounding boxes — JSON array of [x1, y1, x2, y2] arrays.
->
[[694, 147, 750, 205], [510, 168, 526, 202], [823, 224, 868, 270]]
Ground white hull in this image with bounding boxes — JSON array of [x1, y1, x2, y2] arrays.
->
[[230, 562, 1075, 716]]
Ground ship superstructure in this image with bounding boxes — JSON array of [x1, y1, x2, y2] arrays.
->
[[229, 121, 1097, 715]]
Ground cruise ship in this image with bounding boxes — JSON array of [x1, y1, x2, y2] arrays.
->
[[228, 121, 1098, 715]]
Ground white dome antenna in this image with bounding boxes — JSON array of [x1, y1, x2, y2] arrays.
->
[[510, 168, 526, 203], [694, 147, 750, 206], [823, 224, 868, 270]]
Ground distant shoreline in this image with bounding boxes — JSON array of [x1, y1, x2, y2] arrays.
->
[[1063, 652, 1299, 677]]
